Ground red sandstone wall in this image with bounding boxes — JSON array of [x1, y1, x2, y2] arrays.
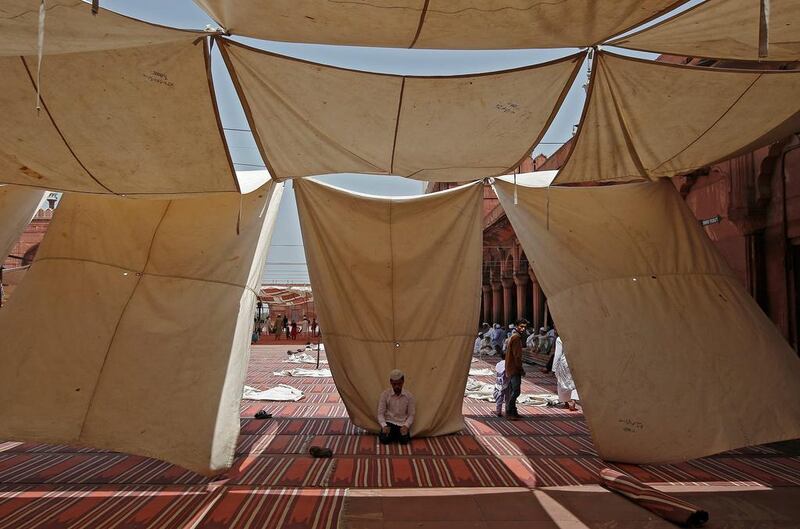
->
[[3, 213, 51, 268], [680, 167, 748, 286]]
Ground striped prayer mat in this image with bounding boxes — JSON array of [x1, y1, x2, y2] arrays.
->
[[0, 453, 209, 485], [196, 488, 344, 529], [325, 456, 525, 488], [600, 469, 708, 526], [0, 346, 798, 529], [0, 486, 212, 529], [524, 456, 800, 487], [235, 433, 490, 457]]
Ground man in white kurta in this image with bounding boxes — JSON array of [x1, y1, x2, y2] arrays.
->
[[553, 337, 580, 411], [377, 369, 416, 444]]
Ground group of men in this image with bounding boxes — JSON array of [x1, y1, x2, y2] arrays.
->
[[475, 322, 556, 361], [373, 319, 578, 445]]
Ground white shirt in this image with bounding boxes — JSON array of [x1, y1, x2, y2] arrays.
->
[[377, 388, 416, 428]]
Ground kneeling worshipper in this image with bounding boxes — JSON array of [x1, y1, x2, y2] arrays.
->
[[377, 369, 416, 445], [553, 337, 580, 411]]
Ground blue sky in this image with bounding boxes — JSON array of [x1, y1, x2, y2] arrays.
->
[[98, 0, 701, 283]]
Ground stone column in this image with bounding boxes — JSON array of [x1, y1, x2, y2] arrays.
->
[[481, 285, 492, 323], [491, 281, 502, 324], [501, 277, 514, 324], [514, 273, 529, 322], [529, 268, 542, 329]]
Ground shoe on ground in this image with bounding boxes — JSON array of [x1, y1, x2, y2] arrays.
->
[[254, 410, 272, 420], [309, 446, 333, 458]]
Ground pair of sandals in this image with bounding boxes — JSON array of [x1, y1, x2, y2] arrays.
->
[[253, 410, 333, 458]]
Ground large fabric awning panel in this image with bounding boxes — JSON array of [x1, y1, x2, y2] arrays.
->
[[220, 40, 583, 182], [494, 178, 800, 463], [0, 182, 284, 475], [555, 52, 800, 185], [260, 285, 313, 307], [0, 2, 237, 196], [295, 180, 482, 436], [611, 0, 800, 61], [0, 185, 44, 263], [196, 0, 686, 49], [0, 0, 195, 56]]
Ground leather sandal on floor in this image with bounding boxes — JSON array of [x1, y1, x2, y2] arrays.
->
[[309, 446, 333, 458], [254, 410, 272, 419]]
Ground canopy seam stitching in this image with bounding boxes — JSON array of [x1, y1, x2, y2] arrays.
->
[[76, 201, 173, 440], [32, 256, 260, 296], [19, 56, 115, 194]]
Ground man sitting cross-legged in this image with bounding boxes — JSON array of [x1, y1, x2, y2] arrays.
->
[[377, 369, 416, 445]]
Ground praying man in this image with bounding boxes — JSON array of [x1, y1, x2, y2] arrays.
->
[[377, 369, 416, 445]]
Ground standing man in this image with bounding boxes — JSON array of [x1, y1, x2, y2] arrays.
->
[[377, 369, 416, 444], [491, 323, 505, 356], [505, 319, 528, 420]]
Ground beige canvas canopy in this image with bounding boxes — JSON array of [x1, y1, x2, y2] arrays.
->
[[494, 178, 800, 463], [0, 185, 45, 263], [220, 39, 583, 182], [0, 2, 237, 196], [555, 52, 800, 185], [0, 182, 283, 475], [611, 0, 800, 61], [195, 0, 686, 49], [294, 179, 482, 436], [0, 0, 198, 55]]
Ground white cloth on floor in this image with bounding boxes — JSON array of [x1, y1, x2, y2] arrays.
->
[[464, 377, 557, 406], [283, 352, 328, 364], [242, 384, 303, 401], [464, 377, 495, 400], [516, 394, 559, 406], [468, 367, 494, 376], [553, 337, 579, 402], [273, 368, 332, 377]]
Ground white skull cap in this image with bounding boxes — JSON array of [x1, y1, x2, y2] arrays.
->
[[389, 369, 404, 381]]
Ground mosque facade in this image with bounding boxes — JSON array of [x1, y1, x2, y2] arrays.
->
[[426, 126, 800, 352]]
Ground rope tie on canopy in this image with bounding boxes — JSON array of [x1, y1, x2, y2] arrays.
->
[[759, 0, 770, 58], [236, 193, 243, 235], [546, 186, 550, 231], [513, 168, 518, 205], [35, 0, 46, 115], [91, 0, 99, 15]]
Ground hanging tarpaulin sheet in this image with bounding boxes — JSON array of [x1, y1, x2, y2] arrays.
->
[[295, 179, 482, 436], [493, 178, 800, 463], [195, 0, 685, 49], [219, 39, 583, 182], [611, 0, 800, 61], [0, 185, 44, 263], [0, 1, 237, 195], [0, 182, 284, 475], [0, 0, 198, 55], [555, 52, 800, 185]]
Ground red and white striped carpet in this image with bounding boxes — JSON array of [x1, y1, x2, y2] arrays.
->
[[0, 345, 797, 528]]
